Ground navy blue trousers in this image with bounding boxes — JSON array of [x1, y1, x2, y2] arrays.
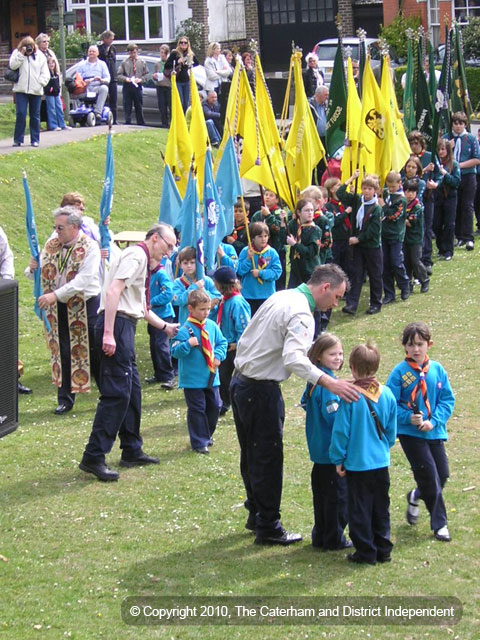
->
[[382, 239, 410, 299], [404, 244, 428, 284], [421, 197, 435, 267], [311, 463, 349, 549], [347, 467, 393, 563], [83, 314, 143, 464], [58, 295, 100, 408], [230, 374, 285, 536], [345, 245, 383, 311], [147, 315, 174, 382], [183, 387, 220, 450], [219, 349, 235, 409], [123, 83, 145, 125], [156, 86, 170, 126], [399, 435, 449, 531], [332, 238, 349, 274], [456, 173, 476, 242], [433, 191, 457, 258]]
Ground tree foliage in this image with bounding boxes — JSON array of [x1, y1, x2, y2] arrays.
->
[[49, 28, 99, 60], [175, 19, 204, 55], [379, 12, 421, 61], [462, 17, 480, 61]]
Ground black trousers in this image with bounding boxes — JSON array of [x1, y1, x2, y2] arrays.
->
[[347, 467, 393, 563], [147, 315, 174, 382], [404, 244, 428, 284], [107, 80, 117, 124], [123, 83, 145, 125], [82, 315, 143, 464], [433, 191, 457, 258], [399, 435, 449, 531], [311, 463, 348, 549], [230, 374, 285, 536], [57, 295, 100, 408], [156, 86, 171, 126], [456, 173, 476, 242], [421, 196, 435, 267], [345, 245, 383, 311], [219, 348, 235, 409]]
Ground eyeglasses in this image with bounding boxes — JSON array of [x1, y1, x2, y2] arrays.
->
[[159, 234, 175, 252]]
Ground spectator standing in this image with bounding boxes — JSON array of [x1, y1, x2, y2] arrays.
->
[[98, 30, 118, 124], [164, 36, 199, 113], [117, 43, 148, 126], [153, 44, 171, 128]]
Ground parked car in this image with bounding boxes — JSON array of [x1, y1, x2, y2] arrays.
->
[[66, 52, 207, 125], [312, 38, 398, 85], [434, 43, 480, 67]]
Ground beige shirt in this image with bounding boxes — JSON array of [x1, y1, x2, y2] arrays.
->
[[100, 245, 147, 319], [117, 57, 149, 83], [234, 289, 324, 384]]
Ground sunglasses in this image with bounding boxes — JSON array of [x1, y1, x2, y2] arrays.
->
[[179, 40, 188, 44]]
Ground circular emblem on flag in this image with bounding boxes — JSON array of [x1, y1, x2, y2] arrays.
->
[[72, 368, 89, 387], [206, 199, 218, 228], [72, 246, 86, 262], [365, 109, 385, 140], [70, 319, 87, 338], [67, 295, 85, 313], [42, 263, 57, 280], [72, 344, 89, 359]]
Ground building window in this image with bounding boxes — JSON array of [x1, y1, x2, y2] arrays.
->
[[301, 0, 334, 23], [263, 0, 296, 26], [67, 0, 171, 41], [226, 0, 247, 39], [453, 0, 480, 24]]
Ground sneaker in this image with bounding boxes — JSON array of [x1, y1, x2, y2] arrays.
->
[[420, 279, 430, 294], [12, 142, 21, 147], [31, 142, 39, 147], [444, 254, 452, 261], [425, 265, 433, 276], [466, 241, 474, 251], [434, 525, 451, 542], [54, 126, 62, 131], [160, 379, 176, 390], [456, 239, 466, 247], [406, 490, 419, 525]]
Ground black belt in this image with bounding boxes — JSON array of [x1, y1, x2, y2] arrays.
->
[[99, 310, 138, 326], [234, 371, 280, 386]]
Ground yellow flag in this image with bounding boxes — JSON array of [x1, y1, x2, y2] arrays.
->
[[243, 57, 295, 210], [214, 62, 242, 171], [189, 70, 209, 196], [285, 51, 325, 194], [359, 57, 393, 186], [381, 55, 411, 173], [341, 57, 365, 189], [165, 74, 193, 198]]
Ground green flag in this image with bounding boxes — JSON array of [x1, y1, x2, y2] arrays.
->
[[403, 39, 416, 133], [415, 38, 433, 147], [326, 44, 347, 157], [430, 25, 452, 157], [451, 23, 473, 122], [427, 39, 437, 105]]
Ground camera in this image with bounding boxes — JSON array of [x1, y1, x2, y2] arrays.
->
[[25, 45, 34, 55]]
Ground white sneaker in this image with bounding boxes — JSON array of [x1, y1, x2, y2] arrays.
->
[[54, 127, 62, 131], [406, 490, 419, 525], [466, 241, 474, 251], [434, 525, 451, 542]]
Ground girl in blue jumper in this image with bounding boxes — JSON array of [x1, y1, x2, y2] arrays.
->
[[301, 333, 351, 551], [386, 322, 455, 542], [236, 221, 282, 316]]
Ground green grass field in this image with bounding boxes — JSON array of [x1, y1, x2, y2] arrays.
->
[[0, 117, 479, 639]]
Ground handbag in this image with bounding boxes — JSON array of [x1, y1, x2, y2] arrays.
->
[[73, 71, 87, 95], [4, 66, 20, 83]]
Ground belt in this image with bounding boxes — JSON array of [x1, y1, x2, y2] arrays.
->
[[234, 371, 280, 386], [99, 310, 138, 326]]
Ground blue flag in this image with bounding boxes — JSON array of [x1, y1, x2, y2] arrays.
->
[[23, 172, 50, 331], [159, 163, 182, 227], [178, 170, 204, 279], [215, 136, 242, 247], [203, 149, 223, 272], [98, 130, 114, 256]]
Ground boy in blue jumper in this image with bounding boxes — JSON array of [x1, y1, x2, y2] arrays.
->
[[330, 342, 397, 564], [171, 289, 228, 454], [236, 221, 282, 316], [386, 322, 455, 542], [146, 259, 176, 388], [212, 266, 251, 416], [172, 246, 221, 325]]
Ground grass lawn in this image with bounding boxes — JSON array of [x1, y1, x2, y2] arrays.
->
[[0, 116, 479, 639]]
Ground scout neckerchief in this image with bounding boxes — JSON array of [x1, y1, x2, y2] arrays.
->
[[295, 282, 315, 313], [232, 223, 245, 241], [41, 232, 91, 393], [187, 317, 215, 373], [137, 241, 152, 310], [179, 274, 193, 288], [453, 130, 467, 162], [353, 377, 385, 440], [293, 218, 315, 262], [406, 197, 420, 224], [216, 291, 240, 326], [356, 194, 377, 229], [330, 198, 352, 233], [405, 356, 431, 418], [385, 186, 404, 206], [252, 244, 270, 271]]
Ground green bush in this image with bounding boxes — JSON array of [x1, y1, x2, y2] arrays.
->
[[49, 28, 99, 60], [379, 13, 421, 61], [175, 19, 204, 55], [461, 17, 480, 61]]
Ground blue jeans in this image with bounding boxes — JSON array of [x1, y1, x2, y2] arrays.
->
[[45, 95, 65, 130], [205, 118, 221, 145], [14, 93, 42, 144], [177, 81, 190, 112]]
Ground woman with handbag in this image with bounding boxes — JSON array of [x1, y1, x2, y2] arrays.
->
[[164, 36, 199, 113], [9, 36, 49, 147]]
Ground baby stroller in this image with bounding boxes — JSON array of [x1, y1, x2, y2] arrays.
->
[[65, 75, 113, 127]]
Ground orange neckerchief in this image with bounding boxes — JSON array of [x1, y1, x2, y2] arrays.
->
[[187, 317, 215, 373], [405, 356, 431, 418]]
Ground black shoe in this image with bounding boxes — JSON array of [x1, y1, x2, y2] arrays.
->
[[145, 376, 160, 384], [245, 513, 256, 532], [194, 447, 209, 455], [95, 113, 102, 124], [420, 279, 430, 293], [425, 265, 433, 275], [160, 379, 176, 390], [54, 404, 72, 415], [444, 255, 452, 261], [456, 239, 465, 247], [254, 529, 302, 546], [377, 554, 392, 563], [119, 451, 159, 467], [18, 382, 33, 394], [219, 404, 230, 415], [347, 552, 376, 565], [79, 460, 119, 481], [466, 240, 474, 251], [401, 289, 410, 301], [382, 297, 395, 305], [366, 306, 381, 315], [434, 526, 451, 542], [342, 306, 355, 316], [406, 489, 419, 525]]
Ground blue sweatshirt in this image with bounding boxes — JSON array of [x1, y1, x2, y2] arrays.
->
[[216, 294, 251, 344], [149, 268, 174, 319], [236, 245, 282, 299], [172, 275, 221, 325], [301, 367, 340, 464], [329, 385, 397, 471], [386, 359, 455, 440], [170, 318, 227, 389]]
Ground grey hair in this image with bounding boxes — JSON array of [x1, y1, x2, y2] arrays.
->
[[315, 85, 329, 97], [145, 222, 174, 240], [53, 206, 83, 227], [35, 33, 49, 45], [100, 30, 115, 40]]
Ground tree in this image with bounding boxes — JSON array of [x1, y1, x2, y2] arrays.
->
[[379, 13, 421, 61], [462, 17, 480, 61]]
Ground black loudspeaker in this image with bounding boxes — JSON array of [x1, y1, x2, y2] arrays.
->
[[0, 279, 18, 438]]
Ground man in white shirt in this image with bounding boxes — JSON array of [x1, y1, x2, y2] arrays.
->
[[30, 207, 101, 414], [76, 45, 110, 121], [231, 264, 359, 545]]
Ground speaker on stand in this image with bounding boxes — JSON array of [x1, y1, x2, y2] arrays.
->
[[0, 279, 18, 438]]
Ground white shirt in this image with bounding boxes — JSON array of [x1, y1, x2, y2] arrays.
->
[[0, 226, 14, 279], [100, 245, 147, 319], [234, 289, 324, 384]]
